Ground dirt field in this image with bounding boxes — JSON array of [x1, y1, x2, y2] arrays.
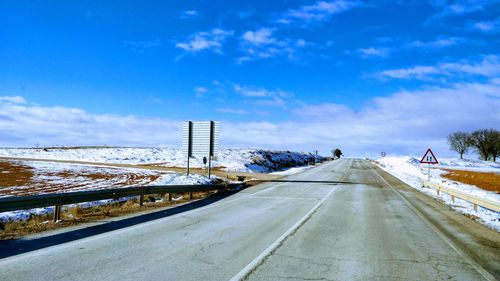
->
[[441, 169, 500, 193]]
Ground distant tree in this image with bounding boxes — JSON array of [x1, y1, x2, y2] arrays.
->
[[333, 148, 343, 159], [490, 130, 500, 162], [470, 129, 497, 161], [447, 131, 472, 159]]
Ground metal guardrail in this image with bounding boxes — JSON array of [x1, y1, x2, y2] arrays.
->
[[421, 181, 500, 213], [0, 183, 245, 221]]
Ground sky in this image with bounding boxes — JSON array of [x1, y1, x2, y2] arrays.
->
[[0, 0, 499, 157]]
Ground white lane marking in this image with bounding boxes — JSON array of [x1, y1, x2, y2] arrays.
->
[[248, 196, 320, 201], [368, 164, 497, 281], [229, 160, 351, 281], [228, 186, 338, 281]]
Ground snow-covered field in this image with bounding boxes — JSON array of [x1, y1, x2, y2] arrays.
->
[[375, 156, 500, 231], [0, 160, 216, 197], [0, 160, 214, 222], [0, 147, 318, 222], [0, 161, 160, 197], [0, 147, 319, 173], [434, 157, 500, 172]]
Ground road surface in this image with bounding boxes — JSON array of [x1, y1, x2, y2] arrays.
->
[[1, 159, 499, 280]]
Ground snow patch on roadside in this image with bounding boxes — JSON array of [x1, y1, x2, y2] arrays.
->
[[150, 173, 215, 185], [270, 165, 312, 176], [376, 156, 500, 232]]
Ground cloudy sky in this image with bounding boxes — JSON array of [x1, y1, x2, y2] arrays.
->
[[1, 0, 499, 157]]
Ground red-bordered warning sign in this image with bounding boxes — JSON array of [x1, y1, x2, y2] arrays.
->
[[420, 148, 438, 164]]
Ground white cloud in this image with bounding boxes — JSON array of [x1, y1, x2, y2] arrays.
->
[[179, 10, 199, 19], [242, 28, 276, 45], [176, 29, 234, 54], [358, 47, 390, 58], [430, 0, 499, 18], [375, 66, 442, 80], [471, 17, 500, 32], [407, 37, 466, 49], [194, 87, 208, 97], [232, 84, 295, 108], [238, 28, 311, 63], [225, 79, 500, 156], [234, 84, 269, 97], [217, 108, 248, 115], [0, 99, 181, 147], [278, 0, 362, 26], [1, 80, 499, 157], [374, 55, 500, 80], [233, 84, 291, 98], [0, 96, 27, 104]]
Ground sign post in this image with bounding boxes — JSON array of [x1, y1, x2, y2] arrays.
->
[[203, 157, 208, 175], [420, 148, 439, 181], [208, 121, 214, 179], [186, 121, 193, 176]]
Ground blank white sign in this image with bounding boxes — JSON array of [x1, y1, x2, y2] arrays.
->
[[182, 121, 220, 157]]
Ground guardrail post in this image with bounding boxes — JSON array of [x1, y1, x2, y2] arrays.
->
[[189, 192, 193, 200], [53, 205, 61, 222], [168, 193, 172, 202], [139, 195, 144, 206], [473, 204, 478, 212], [451, 195, 455, 203]]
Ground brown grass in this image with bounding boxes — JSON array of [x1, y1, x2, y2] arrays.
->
[[441, 169, 500, 193], [0, 191, 215, 240], [0, 161, 35, 190]]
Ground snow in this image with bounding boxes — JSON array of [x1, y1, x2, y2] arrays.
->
[[435, 157, 500, 172], [0, 147, 320, 173], [150, 173, 215, 185], [270, 165, 312, 176], [0, 168, 216, 222], [0, 161, 161, 197], [0, 147, 319, 222], [376, 156, 500, 231]]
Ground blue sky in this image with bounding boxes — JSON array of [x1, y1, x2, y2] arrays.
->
[[1, 0, 499, 157]]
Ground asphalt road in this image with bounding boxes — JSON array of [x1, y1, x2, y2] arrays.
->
[[0, 159, 499, 281]]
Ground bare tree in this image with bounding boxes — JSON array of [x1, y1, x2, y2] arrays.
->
[[447, 131, 472, 159], [333, 148, 343, 159], [470, 129, 497, 161], [491, 130, 500, 162]]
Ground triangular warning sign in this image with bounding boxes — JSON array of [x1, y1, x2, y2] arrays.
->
[[420, 148, 438, 164]]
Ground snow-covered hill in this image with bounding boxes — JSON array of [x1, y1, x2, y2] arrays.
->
[[0, 147, 321, 173]]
